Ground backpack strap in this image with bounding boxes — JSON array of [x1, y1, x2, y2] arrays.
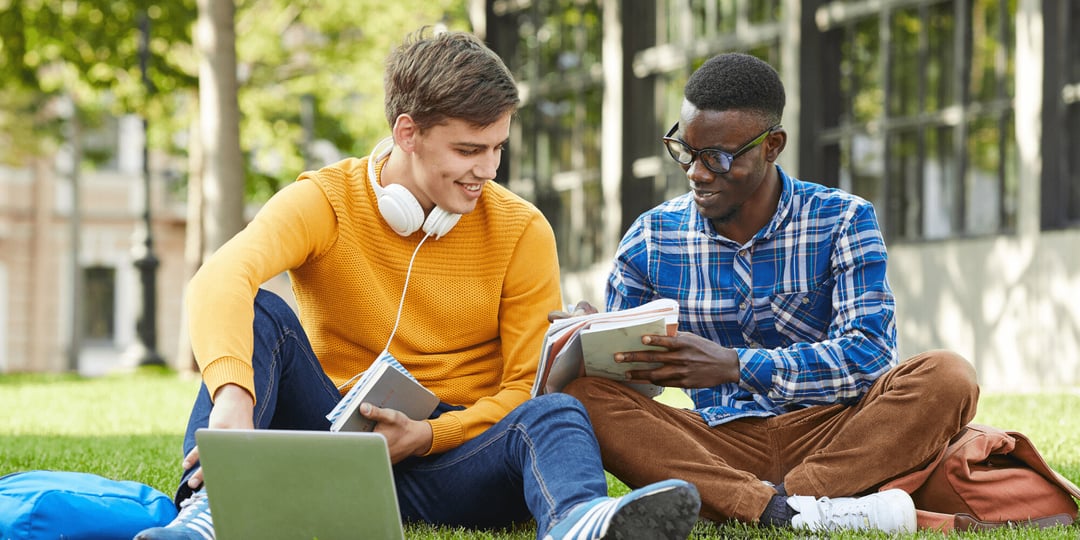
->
[[915, 509, 1075, 532]]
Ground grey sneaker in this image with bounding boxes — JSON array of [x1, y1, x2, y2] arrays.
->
[[787, 488, 916, 533], [133, 488, 214, 540]]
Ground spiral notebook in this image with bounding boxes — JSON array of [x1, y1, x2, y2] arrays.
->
[[325, 350, 440, 432]]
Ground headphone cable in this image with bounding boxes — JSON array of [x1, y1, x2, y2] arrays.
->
[[336, 231, 432, 391]]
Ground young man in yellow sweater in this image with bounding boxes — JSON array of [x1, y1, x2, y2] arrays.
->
[[135, 28, 700, 540]]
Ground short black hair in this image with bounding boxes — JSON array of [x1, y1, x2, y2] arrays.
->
[[684, 52, 785, 124]]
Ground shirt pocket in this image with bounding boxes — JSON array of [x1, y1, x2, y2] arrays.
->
[[769, 284, 832, 344]]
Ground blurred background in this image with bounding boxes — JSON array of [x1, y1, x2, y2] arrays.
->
[[1, 0, 1077, 393]]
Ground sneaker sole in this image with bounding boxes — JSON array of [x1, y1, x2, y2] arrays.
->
[[603, 483, 701, 540]]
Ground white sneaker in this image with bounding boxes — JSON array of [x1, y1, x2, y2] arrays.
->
[[787, 488, 916, 533]]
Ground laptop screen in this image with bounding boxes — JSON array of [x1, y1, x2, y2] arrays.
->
[[195, 429, 405, 540]]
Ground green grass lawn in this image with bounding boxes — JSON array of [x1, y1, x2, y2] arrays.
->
[[2, 369, 1078, 539]]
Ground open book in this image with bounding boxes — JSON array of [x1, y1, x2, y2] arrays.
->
[[326, 351, 440, 432], [532, 298, 679, 398]]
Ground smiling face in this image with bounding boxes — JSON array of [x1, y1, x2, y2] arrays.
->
[[389, 112, 512, 216], [675, 102, 785, 237]]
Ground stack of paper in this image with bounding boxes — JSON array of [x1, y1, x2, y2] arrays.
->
[[532, 298, 679, 398]]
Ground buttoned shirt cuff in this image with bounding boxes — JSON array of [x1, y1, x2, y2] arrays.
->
[[738, 348, 774, 395]]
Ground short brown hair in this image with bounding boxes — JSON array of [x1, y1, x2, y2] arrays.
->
[[384, 27, 519, 131]]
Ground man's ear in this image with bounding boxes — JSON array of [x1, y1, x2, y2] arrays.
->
[[764, 129, 787, 163], [392, 114, 418, 152]]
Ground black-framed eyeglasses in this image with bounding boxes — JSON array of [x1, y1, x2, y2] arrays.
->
[[662, 122, 781, 174]]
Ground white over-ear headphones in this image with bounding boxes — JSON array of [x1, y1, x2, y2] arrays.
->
[[368, 137, 461, 239]]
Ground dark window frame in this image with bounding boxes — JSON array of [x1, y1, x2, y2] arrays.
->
[[811, 0, 1018, 242], [82, 265, 116, 344], [1042, 0, 1080, 230], [487, 0, 606, 272]]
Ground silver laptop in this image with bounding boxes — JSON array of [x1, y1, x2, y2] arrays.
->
[[195, 428, 405, 540]]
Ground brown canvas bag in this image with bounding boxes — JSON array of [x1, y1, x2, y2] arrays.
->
[[881, 423, 1080, 531]]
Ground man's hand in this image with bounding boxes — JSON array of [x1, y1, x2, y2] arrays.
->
[[360, 403, 433, 463], [617, 331, 740, 389], [182, 384, 255, 489], [547, 300, 599, 322]]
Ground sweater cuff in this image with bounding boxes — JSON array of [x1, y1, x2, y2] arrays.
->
[[201, 357, 256, 405], [425, 415, 465, 455]]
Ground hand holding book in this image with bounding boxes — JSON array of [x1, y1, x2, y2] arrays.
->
[[532, 298, 680, 398], [326, 351, 440, 433], [547, 300, 599, 322]]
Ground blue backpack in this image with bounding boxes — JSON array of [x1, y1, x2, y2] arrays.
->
[[0, 471, 177, 539]]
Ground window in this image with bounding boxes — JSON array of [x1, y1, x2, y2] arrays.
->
[[1045, 0, 1080, 229], [816, 0, 1017, 241], [655, 0, 781, 43], [493, 0, 605, 271], [82, 265, 116, 343]]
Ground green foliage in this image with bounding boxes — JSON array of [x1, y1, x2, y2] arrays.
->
[[1, 0, 472, 200], [0, 0, 196, 96], [234, 0, 469, 200], [2, 372, 1079, 539], [0, 0, 197, 166]]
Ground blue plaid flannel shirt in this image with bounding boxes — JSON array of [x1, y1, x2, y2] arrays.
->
[[606, 166, 897, 426]]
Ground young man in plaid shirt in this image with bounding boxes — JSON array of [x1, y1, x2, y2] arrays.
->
[[562, 52, 979, 534]]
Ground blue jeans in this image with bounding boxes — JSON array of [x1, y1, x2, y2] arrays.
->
[[177, 289, 608, 537]]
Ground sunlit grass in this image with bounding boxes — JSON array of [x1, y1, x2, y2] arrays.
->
[[1, 371, 1078, 539], [0, 368, 199, 491], [0, 368, 198, 436]]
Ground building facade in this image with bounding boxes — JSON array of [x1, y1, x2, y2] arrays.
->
[[3, 1, 1078, 392], [479, 0, 1080, 391], [0, 115, 189, 375]]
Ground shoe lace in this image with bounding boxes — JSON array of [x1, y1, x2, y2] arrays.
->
[[819, 497, 872, 527], [176, 490, 209, 519]]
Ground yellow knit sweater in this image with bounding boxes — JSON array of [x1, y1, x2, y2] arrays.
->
[[185, 156, 563, 454]]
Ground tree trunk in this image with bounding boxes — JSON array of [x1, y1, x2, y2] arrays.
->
[[195, 0, 245, 259], [186, 0, 244, 372], [177, 103, 205, 373]]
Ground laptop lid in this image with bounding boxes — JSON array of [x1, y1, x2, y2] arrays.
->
[[195, 428, 405, 540]]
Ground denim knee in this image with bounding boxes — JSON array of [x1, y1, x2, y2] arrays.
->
[[254, 289, 297, 321], [512, 393, 592, 428]]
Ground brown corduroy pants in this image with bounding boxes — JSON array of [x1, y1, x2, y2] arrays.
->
[[564, 349, 980, 523]]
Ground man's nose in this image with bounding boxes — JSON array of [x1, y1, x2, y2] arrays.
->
[[686, 158, 715, 183], [474, 152, 500, 180]]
